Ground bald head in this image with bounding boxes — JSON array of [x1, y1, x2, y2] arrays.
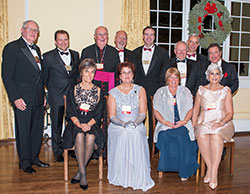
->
[[114, 30, 127, 50], [174, 41, 187, 61], [94, 26, 109, 49]]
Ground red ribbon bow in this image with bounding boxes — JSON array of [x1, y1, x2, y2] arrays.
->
[[118, 50, 124, 53], [187, 53, 196, 58], [144, 48, 152, 52], [224, 73, 228, 77], [204, 2, 218, 14]]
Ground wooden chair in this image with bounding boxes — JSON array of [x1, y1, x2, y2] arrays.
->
[[150, 96, 201, 179], [200, 138, 235, 177], [64, 148, 103, 181], [63, 96, 108, 182]]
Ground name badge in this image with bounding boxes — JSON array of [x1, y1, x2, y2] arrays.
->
[[65, 65, 72, 71], [207, 103, 216, 110], [168, 98, 176, 105], [80, 103, 90, 112], [96, 63, 104, 70], [122, 105, 131, 114], [143, 60, 150, 65]]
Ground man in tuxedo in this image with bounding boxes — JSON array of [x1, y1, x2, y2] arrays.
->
[[80, 26, 120, 95], [166, 41, 201, 96], [114, 30, 137, 65], [133, 26, 169, 148], [186, 33, 209, 73], [1, 20, 49, 173], [43, 30, 79, 162], [206, 43, 239, 94]]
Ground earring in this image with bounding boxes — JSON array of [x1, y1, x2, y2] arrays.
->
[[119, 79, 122, 84]]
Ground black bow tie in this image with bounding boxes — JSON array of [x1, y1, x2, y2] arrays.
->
[[28, 44, 36, 50], [60, 51, 69, 56], [176, 59, 185, 63]]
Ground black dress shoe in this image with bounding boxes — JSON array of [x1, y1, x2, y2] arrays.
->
[[32, 161, 49, 168], [80, 184, 88, 190], [21, 166, 36, 174], [71, 178, 80, 184], [55, 154, 64, 163]]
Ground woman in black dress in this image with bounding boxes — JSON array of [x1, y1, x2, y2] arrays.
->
[[63, 58, 104, 190]]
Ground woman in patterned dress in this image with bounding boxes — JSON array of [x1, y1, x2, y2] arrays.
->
[[63, 58, 104, 190]]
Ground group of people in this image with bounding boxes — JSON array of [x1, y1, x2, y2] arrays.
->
[[1, 19, 238, 191]]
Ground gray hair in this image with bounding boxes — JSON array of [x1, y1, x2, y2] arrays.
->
[[22, 20, 39, 31], [79, 58, 97, 74], [94, 26, 108, 35], [174, 41, 187, 49], [205, 63, 223, 81], [188, 33, 200, 41]]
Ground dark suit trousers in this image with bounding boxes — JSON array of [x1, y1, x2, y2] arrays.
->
[[14, 105, 44, 169], [50, 104, 64, 155], [146, 94, 153, 150]]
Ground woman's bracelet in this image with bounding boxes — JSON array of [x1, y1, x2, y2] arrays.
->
[[220, 120, 226, 126]]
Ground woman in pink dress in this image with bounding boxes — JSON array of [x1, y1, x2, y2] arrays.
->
[[192, 64, 234, 190]]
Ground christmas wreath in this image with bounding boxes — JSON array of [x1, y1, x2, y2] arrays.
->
[[188, 0, 232, 49]]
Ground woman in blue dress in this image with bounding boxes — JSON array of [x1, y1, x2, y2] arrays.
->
[[153, 67, 199, 181]]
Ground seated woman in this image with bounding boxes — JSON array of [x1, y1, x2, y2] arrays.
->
[[153, 67, 199, 181], [63, 58, 104, 190], [192, 64, 234, 190], [107, 62, 155, 192]]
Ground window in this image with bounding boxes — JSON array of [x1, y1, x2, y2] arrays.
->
[[150, 0, 183, 57], [230, 1, 250, 77], [150, 0, 250, 82]]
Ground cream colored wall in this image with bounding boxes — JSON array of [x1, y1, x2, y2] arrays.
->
[[233, 88, 250, 119], [8, 0, 122, 54], [8, 0, 25, 41], [104, 0, 122, 47], [6, 0, 250, 128]]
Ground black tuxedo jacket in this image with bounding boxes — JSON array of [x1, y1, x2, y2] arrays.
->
[[220, 61, 239, 94], [43, 48, 79, 106], [123, 48, 137, 65], [2, 37, 45, 106], [133, 45, 169, 96], [203, 60, 239, 94], [197, 53, 209, 72], [167, 57, 201, 96]]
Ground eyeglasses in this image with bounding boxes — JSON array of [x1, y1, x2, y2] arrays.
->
[[24, 28, 39, 33], [121, 71, 133, 75], [96, 33, 108, 37]]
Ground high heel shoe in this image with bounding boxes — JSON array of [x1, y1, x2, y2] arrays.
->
[[209, 182, 218, 190], [80, 184, 88, 190], [203, 176, 210, 184], [71, 178, 80, 184]]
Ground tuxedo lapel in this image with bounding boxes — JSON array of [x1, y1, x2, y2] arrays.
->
[[186, 59, 192, 83], [18, 38, 40, 72], [147, 46, 158, 75], [220, 60, 227, 84], [171, 58, 177, 68], [124, 49, 128, 62], [54, 49, 68, 74], [138, 47, 146, 76]]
